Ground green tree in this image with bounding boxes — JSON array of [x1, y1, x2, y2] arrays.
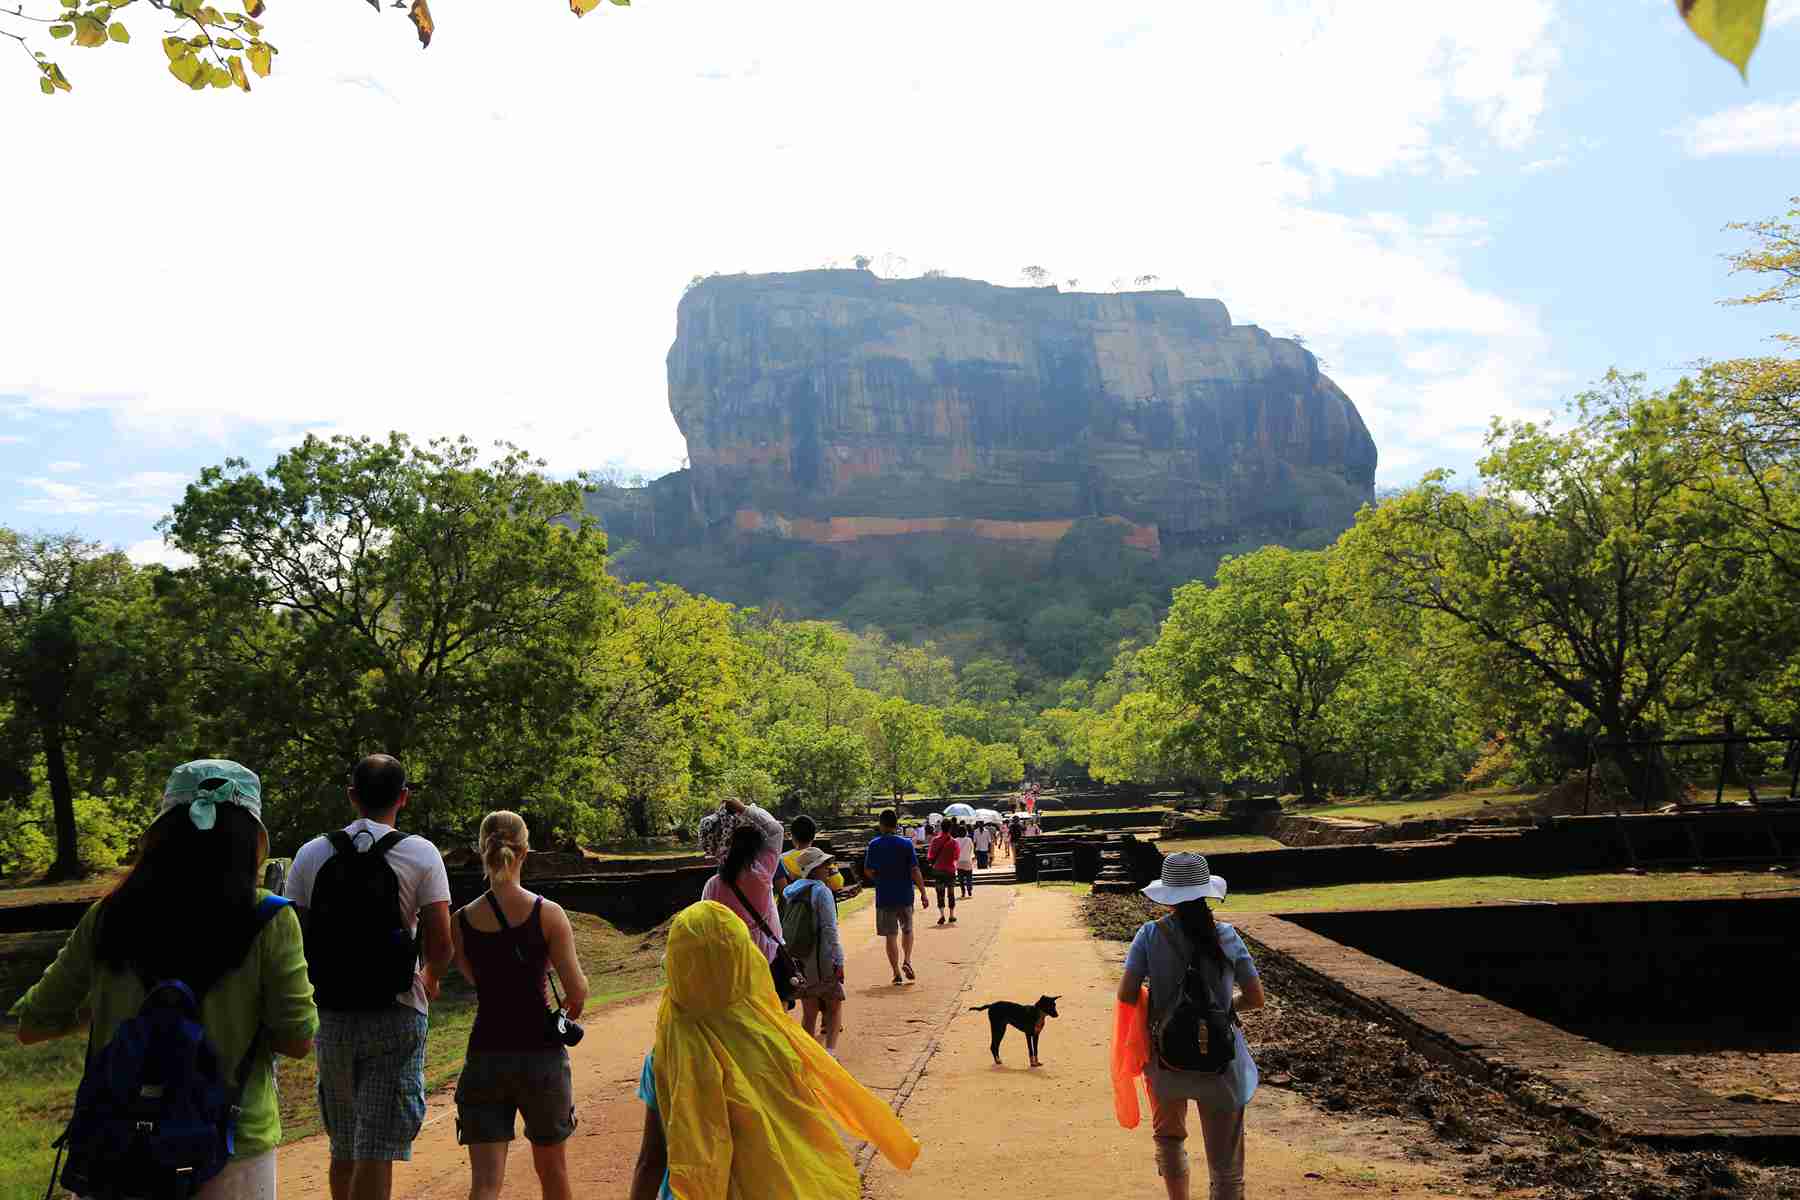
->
[[762, 720, 870, 815], [863, 697, 942, 801], [1339, 376, 1755, 806], [165, 433, 616, 846], [1142, 546, 1385, 802], [0, 532, 186, 878], [981, 741, 1025, 787], [928, 733, 990, 798]]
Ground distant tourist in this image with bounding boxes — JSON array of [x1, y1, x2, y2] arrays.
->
[[285, 753, 453, 1200], [13, 760, 318, 1200], [1116, 853, 1264, 1200], [863, 809, 931, 984], [781, 847, 846, 1055], [972, 821, 994, 870], [448, 811, 590, 1200], [955, 823, 976, 899], [628, 901, 919, 1200], [927, 819, 961, 924], [775, 813, 843, 897], [700, 797, 786, 964]]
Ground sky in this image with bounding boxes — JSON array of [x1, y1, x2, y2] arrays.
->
[[3, 0, 1798, 565]]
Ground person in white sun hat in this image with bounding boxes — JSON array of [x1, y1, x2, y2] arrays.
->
[[1117, 853, 1265, 1200]]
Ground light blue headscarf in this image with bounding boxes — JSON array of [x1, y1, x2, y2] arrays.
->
[[160, 759, 267, 834]]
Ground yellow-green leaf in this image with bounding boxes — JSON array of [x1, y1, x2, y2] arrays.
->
[[73, 16, 107, 46], [244, 0, 264, 15], [39, 77, 54, 94], [49, 23, 73, 37], [571, 0, 601, 13], [228, 53, 248, 90], [1678, 0, 1766, 78], [408, 0, 432, 47], [168, 52, 201, 85], [48, 62, 71, 90], [209, 64, 232, 88], [162, 35, 186, 60], [248, 40, 271, 76], [108, 22, 129, 43]]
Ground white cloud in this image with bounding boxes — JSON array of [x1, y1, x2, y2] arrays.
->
[[1522, 155, 1569, 174], [45, 460, 82, 473], [125, 538, 195, 570], [15, 471, 189, 518], [0, 0, 1559, 491], [0, 435, 29, 445], [1770, 0, 1800, 30], [1674, 98, 1800, 157]]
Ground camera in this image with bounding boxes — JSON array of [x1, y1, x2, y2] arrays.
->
[[548, 1006, 584, 1047]]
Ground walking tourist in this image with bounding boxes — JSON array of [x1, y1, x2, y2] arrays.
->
[[1115, 853, 1264, 1200], [447, 811, 591, 1200], [927, 819, 961, 924], [973, 821, 993, 870], [628, 900, 919, 1200], [955, 822, 976, 898], [285, 753, 454, 1200], [863, 808, 931, 984], [699, 796, 785, 963], [13, 760, 318, 1200], [781, 847, 846, 1054]]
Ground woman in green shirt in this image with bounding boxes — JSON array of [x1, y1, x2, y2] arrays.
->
[[11, 760, 320, 1200]]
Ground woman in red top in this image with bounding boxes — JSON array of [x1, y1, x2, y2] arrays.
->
[[927, 819, 961, 925], [449, 811, 592, 1200]]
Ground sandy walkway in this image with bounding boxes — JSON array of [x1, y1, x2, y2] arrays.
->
[[276, 881, 1017, 1198], [863, 886, 1474, 1200]]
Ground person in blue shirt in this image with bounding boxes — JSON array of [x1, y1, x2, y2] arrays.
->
[[861, 809, 931, 986]]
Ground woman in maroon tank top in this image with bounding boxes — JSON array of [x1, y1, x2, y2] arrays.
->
[[448, 812, 590, 1200]]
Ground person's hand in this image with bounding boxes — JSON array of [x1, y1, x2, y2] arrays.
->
[[421, 970, 442, 1004], [722, 797, 746, 814], [835, 964, 845, 984], [920, 894, 931, 910]]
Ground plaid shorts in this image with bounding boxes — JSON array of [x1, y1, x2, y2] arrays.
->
[[316, 1006, 430, 1162]]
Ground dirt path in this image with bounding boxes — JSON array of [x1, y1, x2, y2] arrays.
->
[[863, 886, 1477, 1200], [277, 882, 1018, 1198]]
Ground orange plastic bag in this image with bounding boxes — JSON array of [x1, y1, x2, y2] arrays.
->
[[1111, 985, 1151, 1128]]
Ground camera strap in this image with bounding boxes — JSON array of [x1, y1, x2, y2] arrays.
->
[[483, 890, 562, 1011]]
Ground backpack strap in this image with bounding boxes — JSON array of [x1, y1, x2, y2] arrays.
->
[[483, 890, 510, 931], [370, 830, 411, 858], [232, 895, 294, 1101], [326, 829, 357, 856]]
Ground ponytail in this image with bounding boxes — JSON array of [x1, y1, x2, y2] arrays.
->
[[479, 810, 530, 881], [1174, 898, 1226, 968]]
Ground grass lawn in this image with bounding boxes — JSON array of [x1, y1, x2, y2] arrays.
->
[[1220, 868, 1798, 914], [1298, 787, 1536, 825], [0, 872, 123, 910], [0, 909, 672, 1200], [1157, 833, 1287, 856]]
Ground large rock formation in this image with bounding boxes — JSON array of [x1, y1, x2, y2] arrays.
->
[[604, 270, 1377, 556]]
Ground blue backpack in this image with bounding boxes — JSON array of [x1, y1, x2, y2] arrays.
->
[[51, 895, 291, 1200]]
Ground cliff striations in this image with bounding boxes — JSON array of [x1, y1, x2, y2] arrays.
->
[[600, 270, 1377, 557]]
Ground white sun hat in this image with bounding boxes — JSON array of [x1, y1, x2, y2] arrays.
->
[[1141, 852, 1228, 905]]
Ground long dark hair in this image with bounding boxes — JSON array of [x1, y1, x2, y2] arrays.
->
[[1173, 899, 1226, 968], [720, 825, 761, 886], [95, 800, 265, 994]]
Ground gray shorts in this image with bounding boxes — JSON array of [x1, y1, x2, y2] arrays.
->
[[876, 904, 914, 936], [454, 1049, 577, 1146]]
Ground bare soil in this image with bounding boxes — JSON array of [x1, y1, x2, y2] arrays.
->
[[1085, 891, 1800, 1200]]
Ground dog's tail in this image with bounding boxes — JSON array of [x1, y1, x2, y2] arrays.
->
[[968, 1004, 992, 1012]]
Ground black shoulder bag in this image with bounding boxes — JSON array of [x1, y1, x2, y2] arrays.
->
[[726, 875, 805, 1009]]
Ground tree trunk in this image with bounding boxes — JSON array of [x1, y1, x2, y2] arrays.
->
[[45, 723, 83, 882], [1608, 742, 1682, 811], [1297, 755, 1320, 805]]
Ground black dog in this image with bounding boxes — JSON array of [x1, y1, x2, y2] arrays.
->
[[970, 995, 1060, 1067]]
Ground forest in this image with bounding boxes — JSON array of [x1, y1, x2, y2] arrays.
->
[[4, 199, 1799, 880]]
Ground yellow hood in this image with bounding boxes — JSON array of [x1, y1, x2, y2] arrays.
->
[[653, 901, 920, 1199]]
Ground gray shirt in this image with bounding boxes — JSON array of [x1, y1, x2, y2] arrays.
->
[[1124, 916, 1260, 1109]]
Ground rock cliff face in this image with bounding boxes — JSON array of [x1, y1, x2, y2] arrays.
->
[[619, 270, 1376, 554]]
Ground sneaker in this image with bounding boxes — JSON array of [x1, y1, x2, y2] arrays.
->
[[937, 916, 946, 926], [892, 974, 904, 985], [902, 962, 916, 981], [949, 915, 957, 924]]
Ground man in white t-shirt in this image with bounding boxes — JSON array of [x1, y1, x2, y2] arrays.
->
[[284, 754, 452, 1200], [972, 822, 994, 870]]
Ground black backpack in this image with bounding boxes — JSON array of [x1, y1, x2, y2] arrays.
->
[[1149, 916, 1238, 1075], [303, 829, 418, 1010]]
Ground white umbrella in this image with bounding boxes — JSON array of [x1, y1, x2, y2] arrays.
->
[[975, 808, 1003, 824], [944, 802, 977, 820], [928, 812, 943, 826]]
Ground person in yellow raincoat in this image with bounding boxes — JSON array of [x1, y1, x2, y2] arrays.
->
[[628, 900, 920, 1199]]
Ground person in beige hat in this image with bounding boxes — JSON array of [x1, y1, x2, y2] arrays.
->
[[781, 846, 847, 1054]]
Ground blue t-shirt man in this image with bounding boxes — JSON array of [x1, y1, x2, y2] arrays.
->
[[864, 833, 920, 909]]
